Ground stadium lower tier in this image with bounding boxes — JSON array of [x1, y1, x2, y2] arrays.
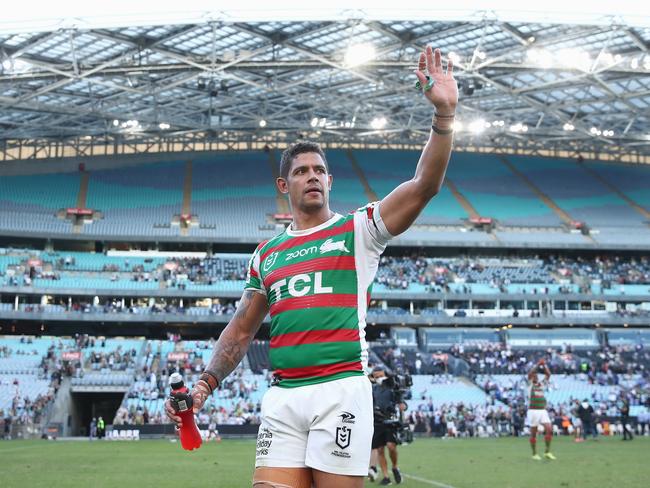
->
[[0, 336, 648, 440]]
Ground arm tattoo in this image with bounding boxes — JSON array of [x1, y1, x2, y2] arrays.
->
[[206, 291, 258, 383], [233, 290, 253, 321]]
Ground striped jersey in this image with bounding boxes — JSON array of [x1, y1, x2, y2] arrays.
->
[[528, 378, 547, 410], [245, 202, 393, 388]]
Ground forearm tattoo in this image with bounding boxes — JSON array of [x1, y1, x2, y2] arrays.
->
[[206, 291, 256, 383]]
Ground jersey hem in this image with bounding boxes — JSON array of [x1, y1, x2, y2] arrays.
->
[[275, 370, 364, 388]]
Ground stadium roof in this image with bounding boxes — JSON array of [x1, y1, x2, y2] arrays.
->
[[1, 2, 649, 161]]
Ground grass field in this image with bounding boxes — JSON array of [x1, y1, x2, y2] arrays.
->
[[1, 436, 648, 488]]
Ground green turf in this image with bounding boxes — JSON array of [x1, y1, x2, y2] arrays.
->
[[1, 436, 648, 488]]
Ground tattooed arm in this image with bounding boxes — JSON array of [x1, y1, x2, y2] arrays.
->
[[205, 290, 269, 380], [165, 290, 269, 425]]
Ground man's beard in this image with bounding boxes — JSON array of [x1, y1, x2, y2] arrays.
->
[[297, 195, 325, 212]]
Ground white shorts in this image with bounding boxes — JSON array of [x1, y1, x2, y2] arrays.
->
[[255, 374, 373, 476], [526, 409, 551, 428]]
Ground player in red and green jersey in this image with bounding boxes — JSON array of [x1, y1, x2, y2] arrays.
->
[[166, 45, 458, 488], [527, 358, 556, 460]]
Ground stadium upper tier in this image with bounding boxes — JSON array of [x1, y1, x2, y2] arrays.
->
[[86, 161, 184, 236], [508, 156, 647, 228], [189, 152, 278, 240], [446, 153, 563, 226], [1, 151, 649, 248]]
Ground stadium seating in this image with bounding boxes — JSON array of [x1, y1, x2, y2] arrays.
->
[[419, 328, 501, 350], [190, 152, 278, 240], [448, 153, 562, 226], [42, 251, 167, 272], [325, 149, 370, 214], [0, 336, 76, 424], [408, 375, 500, 410], [0, 172, 80, 234], [0, 374, 51, 412], [352, 149, 468, 224], [475, 373, 649, 418], [72, 372, 134, 387], [606, 328, 650, 347], [33, 274, 160, 291], [3, 247, 648, 302], [506, 155, 647, 229], [506, 329, 600, 349], [592, 226, 650, 246], [86, 160, 185, 236], [583, 161, 650, 213], [2, 151, 649, 245]]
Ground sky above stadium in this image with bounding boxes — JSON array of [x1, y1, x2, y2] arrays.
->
[[2, 0, 649, 34]]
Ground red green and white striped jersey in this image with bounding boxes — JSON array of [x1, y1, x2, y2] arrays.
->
[[529, 378, 548, 410], [245, 202, 393, 388]]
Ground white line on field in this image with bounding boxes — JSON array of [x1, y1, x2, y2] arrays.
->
[[404, 473, 457, 488]]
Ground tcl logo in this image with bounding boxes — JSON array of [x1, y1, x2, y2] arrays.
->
[[269, 271, 332, 300]]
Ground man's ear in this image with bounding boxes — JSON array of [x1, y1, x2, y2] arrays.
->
[[327, 174, 333, 191], [277, 177, 288, 194]]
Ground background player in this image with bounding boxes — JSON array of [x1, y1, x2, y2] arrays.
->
[[527, 358, 556, 460]]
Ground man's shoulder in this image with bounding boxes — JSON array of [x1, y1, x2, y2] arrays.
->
[[253, 231, 286, 255], [351, 201, 379, 218]]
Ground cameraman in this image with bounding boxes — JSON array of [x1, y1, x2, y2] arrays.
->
[[369, 367, 404, 485]]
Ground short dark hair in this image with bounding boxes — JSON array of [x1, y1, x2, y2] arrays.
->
[[279, 141, 328, 179]]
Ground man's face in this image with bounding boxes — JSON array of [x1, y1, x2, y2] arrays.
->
[[277, 152, 332, 213], [372, 370, 387, 383]]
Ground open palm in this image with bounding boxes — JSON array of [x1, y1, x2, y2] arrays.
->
[[415, 46, 458, 114]]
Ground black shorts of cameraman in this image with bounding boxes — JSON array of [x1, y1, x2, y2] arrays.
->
[[372, 422, 398, 449]]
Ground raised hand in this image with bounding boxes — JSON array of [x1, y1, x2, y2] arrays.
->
[[414, 46, 458, 114]]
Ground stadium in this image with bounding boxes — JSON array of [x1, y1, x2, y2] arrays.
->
[[1, 2, 649, 487]]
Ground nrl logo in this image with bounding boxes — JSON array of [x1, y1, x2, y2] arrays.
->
[[335, 426, 351, 449], [319, 238, 350, 254], [263, 252, 279, 271]]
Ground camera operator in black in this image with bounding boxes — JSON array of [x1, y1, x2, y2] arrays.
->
[[620, 394, 634, 441], [369, 367, 404, 486]]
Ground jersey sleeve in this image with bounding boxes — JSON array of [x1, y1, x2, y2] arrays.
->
[[244, 242, 267, 295], [355, 201, 394, 253]]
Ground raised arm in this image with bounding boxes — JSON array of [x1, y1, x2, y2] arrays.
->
[[380, 46, 459, 236], [528, 358, 550, 382], [165, 290, 268, 425], [543, 361, 551, 382]]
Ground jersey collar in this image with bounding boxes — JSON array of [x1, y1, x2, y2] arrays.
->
[[286, 213, 343, 236]]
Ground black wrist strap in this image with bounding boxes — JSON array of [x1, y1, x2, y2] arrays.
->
[[431, 124, 454, 135], [199, 370, 220, 393]]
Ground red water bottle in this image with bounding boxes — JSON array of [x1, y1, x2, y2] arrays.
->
[[169, 372, 202, 451]]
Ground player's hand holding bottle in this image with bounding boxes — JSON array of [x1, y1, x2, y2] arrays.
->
[[165, 373, 204, 450]]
